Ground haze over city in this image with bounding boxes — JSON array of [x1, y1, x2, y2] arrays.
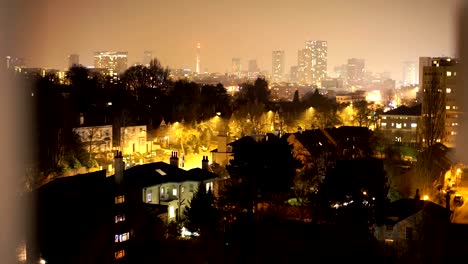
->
[[7, 0, 461, 80]]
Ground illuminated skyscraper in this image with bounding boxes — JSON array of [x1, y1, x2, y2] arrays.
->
[[68, 54, 79, 68], [402, 61, 417, 86], [232, 58, 241, 76], [297, 40, 327, 85], [306, 40, 327, 84], [272, 50, 285, 83], [93, 51, 128, 74], [143, 51, 152, 67]]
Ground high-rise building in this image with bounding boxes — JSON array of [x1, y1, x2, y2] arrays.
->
[[421, 57, 459, 148], [290, 66, 299, 83], [297, 40, 328, 85], [402, 61, 417, 86], [306, 40, 327, 84], [93, 51, 128, 74], [419, 57, 432, 86], [196, 43, 201, 74], [248, 59, 259, 73], [143, 51, 152, 67], [232, 58, 241, 76], [6, 56, 25, 70], [272, 50, 285, 83], [68, 54, 80, 68], [346, 58, 365, 82]]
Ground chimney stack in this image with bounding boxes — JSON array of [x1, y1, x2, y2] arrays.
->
[[114, 151, 125, 185], [202, 156, 209, 170], [170, 151, 179, 167]]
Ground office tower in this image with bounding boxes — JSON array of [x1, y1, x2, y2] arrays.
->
[[272, 50, 285, 83], [68, 54, 80, 68], [346, 58, 365, 82], [94, 51, 128, 74], [297, 48, 312, 84], [297, 40, 328, 85], [195, 43, 201, 74], [143, 51, 152, 67], [232, 58, 241, 76], [419, 57, 432, 86], [306, 40, 328, 84], [248, 59, 259, 73], [421, 57, 459, 148], [402, 61, 417, 86]]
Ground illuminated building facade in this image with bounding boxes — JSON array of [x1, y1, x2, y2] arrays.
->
[[347, 58, 365, 83], [272, 50, 285, 83], [421, 57, 459, 148], [402, 61, 417, 86], [93, 51, 128, 75], [297, 40, 327, 85]]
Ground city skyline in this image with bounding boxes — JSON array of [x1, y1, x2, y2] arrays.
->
[[5, 0, 460, 80]]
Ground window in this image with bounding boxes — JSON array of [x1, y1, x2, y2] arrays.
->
[[391, 123, 394, 127], [169, 206, 175, 218], [447, 71, 452, 76], [156, 169, 166, 176], [446, 106, 450, 110], [161, 187, 164, 194], [181, 186, 185, 193], [115, 232, 130, 243], [115, 214, 125, 223], [115, 250, 125, 259], [381, 122, 387, 127], [446, 88, 452, 93], [396, 123, 402, 129], [411, 123, 417, 128], [406, 227, 413, 240], [147, 191, 152, 202], [382, 116, 387, 119], [206, 182, 213, 191], [115, 195, 125, 204], [172, 188, 177, 196]]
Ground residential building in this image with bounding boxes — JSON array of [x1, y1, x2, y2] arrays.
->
[[73, 125, 113, 153], [94, 51, 128, 75], [379, 104, 421, 144], [120, 125, 147, 155], [347, 58, 365, 82], [297, 40, 327, 85], [143, 51, 152, 67], [231, 58, 241, 77], [210, 131, 233, 166], [272, 50, 285, 83], [421, 57, 459, 148]]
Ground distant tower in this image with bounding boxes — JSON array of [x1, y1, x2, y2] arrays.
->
[[68, 54, 80, 68], [232, 58, 241, 77], [143, 51, 152, 67], [272, 50, 285, 83], [196, 43, 201, 74], [402, 61, 417, 86]]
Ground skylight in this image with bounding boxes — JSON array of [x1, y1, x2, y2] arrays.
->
[[156, 169, 166, 176]]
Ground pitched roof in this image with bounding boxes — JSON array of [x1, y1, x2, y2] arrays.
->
[[382, 104, 421, 116], [385, 199, 450, 224]]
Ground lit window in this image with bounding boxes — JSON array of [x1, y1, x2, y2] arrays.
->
[[451, 131, 457, 135], [206, 182, 213, 191], [115, 214, 125, 223], [115, 250, 125, 259], [381, 122, 387, 127], [169, 206, 175, 218], [403, 123, 407, 127], [411, 123, 417, 128], [446, 88, 452, 93], [391, 123, 394, 127], [161, 187, 164, 194], [447, 71, 452, 77], [115, 195, 125, 204], [115, 232, 130, 243], [396, 123, 402, 129], [156, 169, 166, 175], [147, 191, 152, 202], [181, 186, 185, 193], [446, 106, 450, 110], [382, 116, 387, 119], [173, 188, 177, 196]]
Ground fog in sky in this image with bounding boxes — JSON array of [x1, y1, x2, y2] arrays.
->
[[5, 0, 462, 80]]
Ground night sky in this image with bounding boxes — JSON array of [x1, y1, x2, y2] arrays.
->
[[5, 0, 461, 80]]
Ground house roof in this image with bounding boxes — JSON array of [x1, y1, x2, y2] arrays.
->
[[385, 199, 450, 224], [382, 104, 421, 116], [108, 161, 218, 188]]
